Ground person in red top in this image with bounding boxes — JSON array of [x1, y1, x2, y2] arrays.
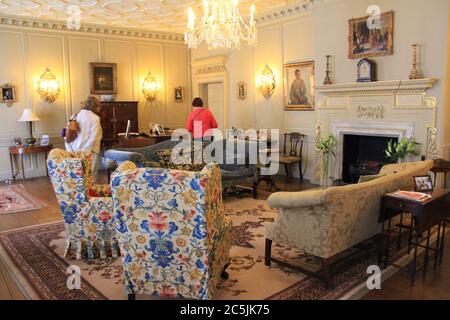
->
[[186, 97, 218, 141]]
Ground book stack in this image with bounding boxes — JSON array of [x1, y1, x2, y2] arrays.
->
[[388, 190, 432, 203]]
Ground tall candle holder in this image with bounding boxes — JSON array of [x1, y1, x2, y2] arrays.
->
[[323, 55, 332, 85], [409, 44, 421, 80]]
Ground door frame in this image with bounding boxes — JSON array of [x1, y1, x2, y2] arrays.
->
[[191, 56, 229, 131]]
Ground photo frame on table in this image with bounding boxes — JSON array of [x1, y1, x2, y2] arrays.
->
[[89, 63, 117, 94], [284, 61, 315, 111], [414, 175, 434, 193], [348, 10, 394, 59], [39, 135, 50, 146]]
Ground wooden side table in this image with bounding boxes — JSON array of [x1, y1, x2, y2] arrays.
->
[[9, 144, 53, 181], [379, 189, 450, 285]]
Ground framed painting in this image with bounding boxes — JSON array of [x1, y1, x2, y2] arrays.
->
[[174, 87, 184, 103], [1, 84, 16, 107], [237, 81, 247, 100], [284, 61, 315, 111], [89, 63, 117, 94], [348, 11, 394, 59]]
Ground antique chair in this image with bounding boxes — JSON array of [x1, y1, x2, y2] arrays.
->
[[47, 149, 118, 260], [111, 161, 232, 300], [279, 133, 305, 182]]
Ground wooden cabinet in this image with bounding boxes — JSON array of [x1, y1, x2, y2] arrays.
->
[[98, 101, 139, 149]]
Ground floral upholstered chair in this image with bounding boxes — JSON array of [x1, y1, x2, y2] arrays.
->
[[47, 149, 118, 260], [111, 161, 232, 300]]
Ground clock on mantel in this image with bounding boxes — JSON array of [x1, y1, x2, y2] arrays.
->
[[357, 58, 377, 82]]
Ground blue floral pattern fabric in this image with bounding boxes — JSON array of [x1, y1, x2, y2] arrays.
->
[[47, 149, 118, 260], [111, 161, 232, 300]]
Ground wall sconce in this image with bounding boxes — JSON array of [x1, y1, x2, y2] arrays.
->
[[142, 71, 160, 102], [36, 68, 60, 103], [256, 64, 276, 99]]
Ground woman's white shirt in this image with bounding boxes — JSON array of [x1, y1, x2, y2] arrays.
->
[[65, 109, 102, 154]]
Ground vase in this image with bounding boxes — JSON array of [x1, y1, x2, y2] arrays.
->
[[321, 154, 330, 188]]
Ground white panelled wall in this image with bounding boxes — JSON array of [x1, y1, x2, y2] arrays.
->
[[0, 24, 189, 180], [191, 0, 450, 183]]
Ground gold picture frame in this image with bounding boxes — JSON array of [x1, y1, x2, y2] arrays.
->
[[348, 11, 394, 59], [0, 84, 17, 107], [237, 81, 247, 100], [283, 61, 315, 111], [174, 86, 184, 103], [89, 62, 117, 94]]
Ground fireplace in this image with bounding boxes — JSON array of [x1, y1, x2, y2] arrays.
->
[[341, 134, 398, 183]]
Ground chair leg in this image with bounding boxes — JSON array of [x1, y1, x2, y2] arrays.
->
[[221, 263, 230, 279], [299, 161, 303, 181], [128, 293, 136, 300], [284, 164, 290, 182], [265, 239, 272, 266], [252, 182, 258, 199], [321, 258, 334, 289]]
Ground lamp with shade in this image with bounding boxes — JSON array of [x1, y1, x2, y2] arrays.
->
[[18, 109, 40, 146]]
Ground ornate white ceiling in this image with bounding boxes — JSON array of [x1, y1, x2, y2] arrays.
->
[[0, 0, 299, 34]]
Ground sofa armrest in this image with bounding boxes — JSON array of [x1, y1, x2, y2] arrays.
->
[[267, 189, 324, 209], [104, 149, 146, 165]]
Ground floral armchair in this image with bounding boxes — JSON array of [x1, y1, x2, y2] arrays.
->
[[111, 161, 232, 300], [47, 149, 118, 260]]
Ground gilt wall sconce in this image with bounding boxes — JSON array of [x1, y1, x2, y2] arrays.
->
[[142, 71, 160, 102], [36, 68, 60, 103], [256, 64, 276, 99]]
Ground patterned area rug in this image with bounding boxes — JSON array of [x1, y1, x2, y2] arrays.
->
[[0, 196, 398, 300], [0, 184, 46, 215]]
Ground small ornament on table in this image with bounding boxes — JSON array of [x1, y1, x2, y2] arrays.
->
[[409, 43, 421, 80], [323, 55, 332, 85]]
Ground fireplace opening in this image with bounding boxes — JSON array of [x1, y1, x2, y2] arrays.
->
[[342, 134, 398, 183]]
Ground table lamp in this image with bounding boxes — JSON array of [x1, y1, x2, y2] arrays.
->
[[18, 109, 40, 146]]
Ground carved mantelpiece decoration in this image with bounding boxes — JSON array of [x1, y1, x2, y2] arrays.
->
[[315, 78, 440, 168]]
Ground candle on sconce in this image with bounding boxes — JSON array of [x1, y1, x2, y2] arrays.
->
[[250, 4, 255, 27]]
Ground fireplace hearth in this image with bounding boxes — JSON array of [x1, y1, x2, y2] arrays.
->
[[342, 134, 398, 183]]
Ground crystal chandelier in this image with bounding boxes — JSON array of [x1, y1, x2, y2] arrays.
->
[[185, 0, 257, 50], [36, 68, 60, 103]]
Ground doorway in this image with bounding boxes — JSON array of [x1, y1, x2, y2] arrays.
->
[[199, 82, 225, 134]]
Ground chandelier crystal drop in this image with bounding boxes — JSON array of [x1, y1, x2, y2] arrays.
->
[[184, 0, 257, 50]]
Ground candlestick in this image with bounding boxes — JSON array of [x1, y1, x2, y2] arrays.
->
[[409, 43, 421, 80], [323, 55, 332, 85]]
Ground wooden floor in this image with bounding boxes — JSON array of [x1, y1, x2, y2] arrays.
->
[[1, 173, 450, 300]]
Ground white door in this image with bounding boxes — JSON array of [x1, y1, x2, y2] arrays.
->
[[206, 82, 225, 134]]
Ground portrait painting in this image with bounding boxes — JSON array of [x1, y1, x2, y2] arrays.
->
[[174, 87, 184, 103], [89, 63, 117, 94], [237, 81, 247, 100], [348, 11, 394, 59], [1, 85, 16, 106], [284, 61, 315, 111]]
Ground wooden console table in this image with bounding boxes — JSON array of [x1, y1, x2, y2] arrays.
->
[[9, 144, 53, 181], [113, 134, 172, 148], [379, 189, 450, 285]]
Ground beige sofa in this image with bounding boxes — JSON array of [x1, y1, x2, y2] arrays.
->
[[265, 160, 434, 286]]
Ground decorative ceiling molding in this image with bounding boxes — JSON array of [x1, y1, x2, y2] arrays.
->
[[255, 0, 340, 25], [0, 1, 301, 35], [0, 15, 184, 42]]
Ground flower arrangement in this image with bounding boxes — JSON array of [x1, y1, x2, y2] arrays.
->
[[385, 138, 420, 162], [316, 134, 337, 187]]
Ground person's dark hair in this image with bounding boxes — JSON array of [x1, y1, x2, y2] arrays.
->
[[192, 97, 204, 108]]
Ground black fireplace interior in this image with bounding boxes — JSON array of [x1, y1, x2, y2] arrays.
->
[[342, 134, 398, 183]]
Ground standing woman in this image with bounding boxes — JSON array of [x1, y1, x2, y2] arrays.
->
[[65, 96, 103, 181], [186, 97, 218, 141]]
